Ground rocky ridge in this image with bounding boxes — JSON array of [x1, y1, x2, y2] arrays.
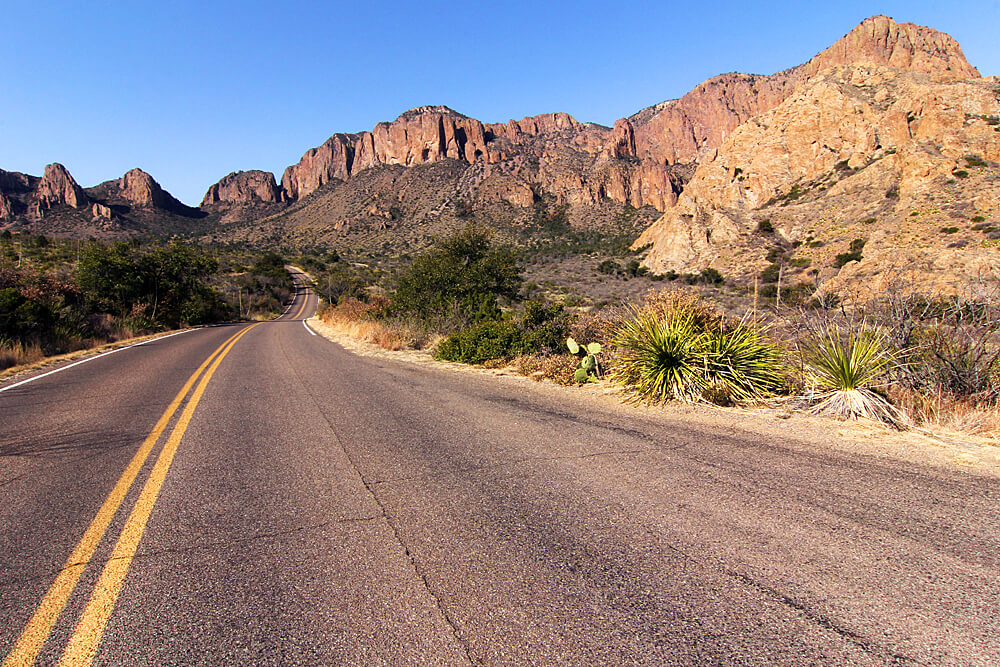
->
[[636, 64, 1000, 293], [0, 164, 205, 237]]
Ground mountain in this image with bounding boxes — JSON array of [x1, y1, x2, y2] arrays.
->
[[2, 14, 995, 296], [634, 17, 998, 293], [0, 164, 205, 238]]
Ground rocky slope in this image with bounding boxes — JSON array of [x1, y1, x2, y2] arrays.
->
[[0, 164, 205, 237], [636, 65, 1000, 293]]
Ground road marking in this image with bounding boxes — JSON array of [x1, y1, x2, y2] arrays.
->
[[302, 319, 317, 336], [0, 329, 196, 395], [292, 293, 309, 320], [1, 326, 247, 667], [57, 323, 260, 666]]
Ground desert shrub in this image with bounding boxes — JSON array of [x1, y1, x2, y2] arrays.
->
[[512, 353, 579, 385], [598, 259, 620, 275], [953, 169, 969, 179], [608, 291, 783, 404], [434, 300, 570, 364], [760, 263, 781, 283], [392, 226, 521, 331], [756, 219, 774, 234], [434, 320, 522, 364], [803, 325, 905, 427], [699, 267, 724, 285], [833, 242, 865, 268]]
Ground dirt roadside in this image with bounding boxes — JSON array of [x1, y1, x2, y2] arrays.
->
[[307, 315, 1000, 478]]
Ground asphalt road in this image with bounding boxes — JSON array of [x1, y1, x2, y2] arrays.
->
[[1, 274, 998, 665]]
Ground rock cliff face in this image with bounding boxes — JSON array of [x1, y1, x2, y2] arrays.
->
[[35, 163, 88, 212], [118, 168, 178, 209], [629, 15, 980, 169], [202, 170, 285, 206], [635, 64, 1000, 291], [0, 193, 13, 221], [224, 105, 676, 218]]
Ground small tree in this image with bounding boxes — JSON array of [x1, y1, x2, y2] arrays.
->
[[392, 227, 522, 331]]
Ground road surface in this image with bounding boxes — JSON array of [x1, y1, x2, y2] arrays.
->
[[1, 273, 998, 665]]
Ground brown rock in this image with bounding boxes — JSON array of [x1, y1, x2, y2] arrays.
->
[[635, 64, 1000, 284], [36, 163, 88, 210], [202, 170, 284, 206], [118, 168, 174, 208], [607, 119, 637, 159], [629, 15, 980, 168], [0, 193, 13, 221], [91, 202, 113, 219], [281, 134, 355, 200]]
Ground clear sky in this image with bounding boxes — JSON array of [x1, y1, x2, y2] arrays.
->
[[2, 1, 997, 205]]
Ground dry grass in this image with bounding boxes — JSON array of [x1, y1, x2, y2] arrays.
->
[[0, 340, 46, 371], [318, 298, 429, 351], [511, 353, 579, 385], [890, 387, 1000, 438]]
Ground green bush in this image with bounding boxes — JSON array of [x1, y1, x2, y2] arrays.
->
[[434, 300, 569, 364], [393, 227, 521, 331]]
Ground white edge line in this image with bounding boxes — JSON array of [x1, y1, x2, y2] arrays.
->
[[302, 319, 317, 336], [0, 328, 199, 395]]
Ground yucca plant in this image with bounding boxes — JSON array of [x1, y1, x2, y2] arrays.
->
[[610, 306, 784, 405], [804, 325, 907, 427], [701, 319, 785, 403], [611, 307, 707, 402]]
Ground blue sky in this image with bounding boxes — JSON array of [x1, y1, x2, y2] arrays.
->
[[2, 1, 997, 205]]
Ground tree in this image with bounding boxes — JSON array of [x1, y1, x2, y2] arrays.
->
[[392, 227, 522, 330]]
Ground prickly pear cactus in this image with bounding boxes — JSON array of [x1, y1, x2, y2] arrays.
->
[[567, 337, 602, 383]]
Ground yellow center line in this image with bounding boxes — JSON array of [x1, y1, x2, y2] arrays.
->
[[1, 326, 247, 667], [292, 289, 309, 320], [58, 323, 260, 666]]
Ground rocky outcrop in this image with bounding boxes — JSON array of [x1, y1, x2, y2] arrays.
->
[[635, 64, 1000, 289], [35, 163, 88, 210], [118, 168, 176, 208], [281, 134, 355, 200], [801, 14, 979, 81], [202, 170, 285, 206], [628, 15, 980, 169], [91, 202, 113, 220], [0, 193, 13, 221]]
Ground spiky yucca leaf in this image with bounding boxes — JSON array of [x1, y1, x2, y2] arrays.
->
[[701, 319, 785, 402], [611, 307, 784, 404], [804, 326, 906, 427], [611, 308, 707, 402]]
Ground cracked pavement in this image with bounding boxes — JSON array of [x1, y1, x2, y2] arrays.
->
[[1, 283, 998, 664]]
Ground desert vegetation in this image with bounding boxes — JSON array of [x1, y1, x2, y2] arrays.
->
[[0, 233, 293, 370], [312, 226, 1000, 437]]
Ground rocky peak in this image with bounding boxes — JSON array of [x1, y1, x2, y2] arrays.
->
[[202, 170, 284, 207], [803, 15, 980, 81], [36, 163, 88, 210], [629, 15, 980, 168], [396, 105, 468, 121], [118, 168, 171, 208]]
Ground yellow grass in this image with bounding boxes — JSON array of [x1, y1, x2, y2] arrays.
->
[[318, 299, 426, 351]]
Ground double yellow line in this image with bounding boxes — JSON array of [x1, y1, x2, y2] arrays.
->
[[4, 323, 259, 667]]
